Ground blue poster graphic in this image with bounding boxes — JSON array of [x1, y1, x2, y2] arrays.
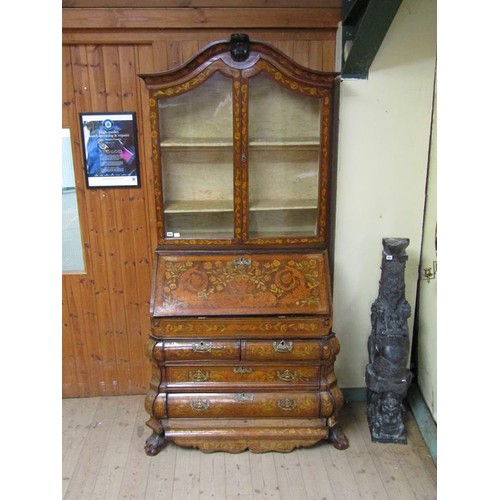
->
[[80, 112, 140, 188]]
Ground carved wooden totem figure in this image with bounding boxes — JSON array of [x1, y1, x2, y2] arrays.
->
[[366, 238, 413, 443]]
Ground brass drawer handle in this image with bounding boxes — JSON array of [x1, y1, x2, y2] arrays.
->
[[273, 340, 293, 352], [233, 366, 253, 374], [278, 398, 297, 411], [276, 370, 297, 382], [191, 399, 210, 411], [234, 393, 254, 402], [192, 341, 213, 352], [189, 370, 209, 382]]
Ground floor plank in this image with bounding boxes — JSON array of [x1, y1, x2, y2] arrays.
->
[[248, 451, 280, 498], [198, 450, 227, 500], [224, 449, 254, 499], [171, 447, 202, 500], [351, 404, 418, 500], [62, 397, 100, 497], [117, 399, 153, 498], [342, 406, 391, 500], [92, 396, 141, 499], [62, 396, 437, 500], [351, 400, 436, 500], [144, 439, 177, 499], [64, 397, 122, 499], [273, 449, 309, 500], [297, 445, 336, 499]]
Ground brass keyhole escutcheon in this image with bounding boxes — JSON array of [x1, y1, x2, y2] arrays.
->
[[233, 366, 253, 374], [191, 399, 210, 411], [273, 340, 293, 352]]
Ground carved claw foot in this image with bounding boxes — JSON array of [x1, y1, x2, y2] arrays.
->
[[145, 431, 167, 456], [328, 424, 349, 450]]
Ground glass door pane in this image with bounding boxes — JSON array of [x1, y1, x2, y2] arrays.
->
[[158, 72, 234, 240], [247, 72, 321, 239]]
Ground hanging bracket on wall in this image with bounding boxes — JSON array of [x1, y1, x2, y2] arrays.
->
[[422, 261, 437, 284]]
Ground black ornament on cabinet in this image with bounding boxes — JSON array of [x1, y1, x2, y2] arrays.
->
[[365, 238, 413, 444], [230, 33, 250, 62]]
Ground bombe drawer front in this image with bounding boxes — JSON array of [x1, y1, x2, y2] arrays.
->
[[153, 339, 325, 363], [242, 339, 323, 361], [167, 392, 320, 418], [163, 364, 320, 389], [161, 340, 241, 361]]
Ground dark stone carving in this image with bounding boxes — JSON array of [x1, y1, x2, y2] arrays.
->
[[365, 238, 413, 443], [230, 33, 250, 62]]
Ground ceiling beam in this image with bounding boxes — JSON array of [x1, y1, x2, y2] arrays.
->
[[341, 0, 403, 79]]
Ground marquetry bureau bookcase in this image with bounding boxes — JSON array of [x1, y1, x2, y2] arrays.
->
[[139, 34, 349, 455]]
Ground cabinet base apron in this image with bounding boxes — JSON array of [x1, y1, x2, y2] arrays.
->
[[145, 417, 348, 455]]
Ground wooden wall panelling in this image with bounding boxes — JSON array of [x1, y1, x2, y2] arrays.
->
[[64, 44, 106, 397], [62, 29, 337, 50], [180, 40, 200, 65], [118, 44, 154, 393], [62, 23, 338, 398], [76, 45, 115, 395], [62, 8, 341, 30], [62, 42, 156, 397], [102, 45, 135, 394], [86, 45, 122, 396], [126, 45, 156, 393], [63, 1, 342, 7], [62, 281, 89, 395]]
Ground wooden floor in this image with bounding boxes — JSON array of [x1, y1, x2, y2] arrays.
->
[[62, 396, 436, 499]]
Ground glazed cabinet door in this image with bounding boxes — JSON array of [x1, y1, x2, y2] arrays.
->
[[141, 36, 336, 248], [157, 71, 236, 242], [246, 71, 323, 240]]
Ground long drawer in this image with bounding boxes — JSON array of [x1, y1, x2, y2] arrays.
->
[[166, 392, 321, 418], [162, 364, 320, 389], [155, 339, 325, 362]]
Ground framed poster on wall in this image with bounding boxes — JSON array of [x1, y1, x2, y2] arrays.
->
[[80, 112, 141, 188]]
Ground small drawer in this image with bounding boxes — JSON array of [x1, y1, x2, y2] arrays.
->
[[242, 339, 322, 361], [163, 340, 240, 361], [163, 364, 320, 388], [167, 392, 320, 418]]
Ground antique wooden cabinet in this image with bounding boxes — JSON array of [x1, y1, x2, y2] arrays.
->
[[139, 34, 348, 455]]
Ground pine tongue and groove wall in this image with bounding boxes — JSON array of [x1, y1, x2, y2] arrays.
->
[[62, 1, 342, 398]]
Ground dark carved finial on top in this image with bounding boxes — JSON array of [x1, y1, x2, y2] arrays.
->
[[366, 237, 413, 444], [230, 33, 250, 62]]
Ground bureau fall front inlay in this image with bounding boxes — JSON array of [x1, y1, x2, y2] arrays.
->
[[139, 34, 348, 455]]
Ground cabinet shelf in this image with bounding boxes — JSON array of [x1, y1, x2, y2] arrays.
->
[[249, 139, 319, 150], [161, 139, 233, 149], [161, 139, 319, 150], [164, 200, 234, 214], [164, 199, 318, 214], [250, 199, 318, 212]]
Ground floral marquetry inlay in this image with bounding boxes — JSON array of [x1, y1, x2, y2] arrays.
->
[[152, 252, 330, 317], [139, 36, 349, 457]]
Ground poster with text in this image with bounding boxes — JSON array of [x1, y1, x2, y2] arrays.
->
[[80, 112, 140, 188]]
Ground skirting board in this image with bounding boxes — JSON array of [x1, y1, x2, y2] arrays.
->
[[342, 385, 436, 464]]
